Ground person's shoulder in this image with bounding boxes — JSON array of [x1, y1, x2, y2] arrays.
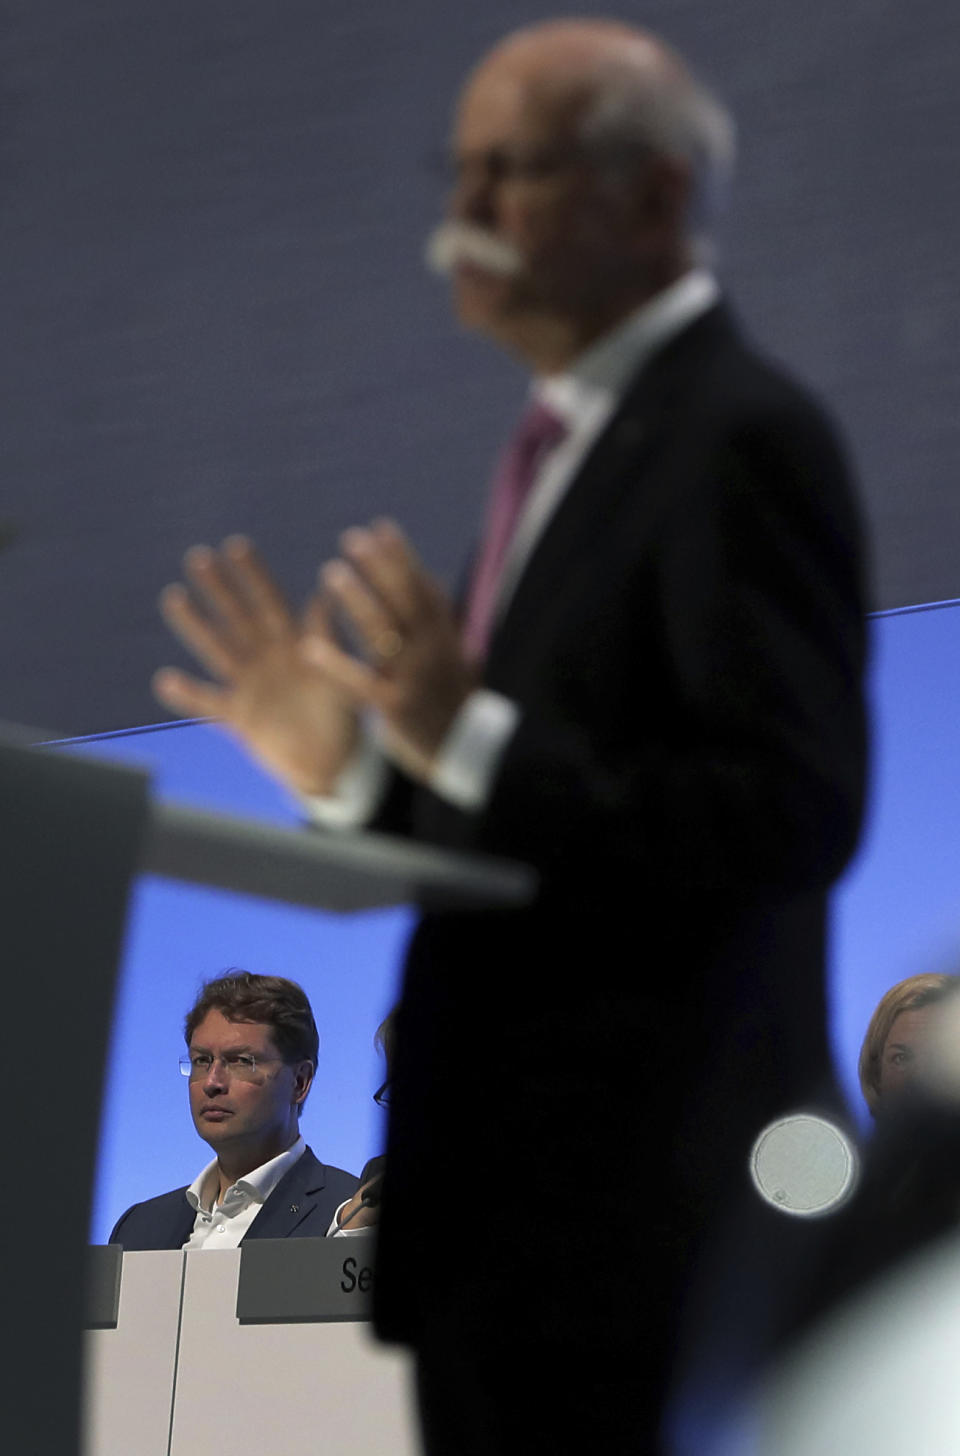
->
[[298, 1147, 360, 1194], [359, 1154, 386, 1186], [108, 1186, 191, 1246], [636, 301, 841, 447], [707, 309, 844, 438]]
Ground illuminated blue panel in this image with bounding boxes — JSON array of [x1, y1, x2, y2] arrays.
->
[[833, 600, 960, 1122], [57, 597, 960, 1236]]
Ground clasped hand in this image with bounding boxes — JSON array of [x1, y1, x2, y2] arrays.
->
[[153, 520, 476, 795]]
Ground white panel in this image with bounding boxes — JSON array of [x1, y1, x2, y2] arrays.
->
[[83, 1251, 183, 1456], [171, 1250, 419, 1456]]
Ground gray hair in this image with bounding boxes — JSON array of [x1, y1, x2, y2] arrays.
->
[[577, 58, 736, 260]]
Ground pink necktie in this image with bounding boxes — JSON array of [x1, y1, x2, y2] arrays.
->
[[462, 399, 567, 662]]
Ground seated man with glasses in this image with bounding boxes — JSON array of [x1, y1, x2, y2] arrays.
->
[[109, 971, 359, 1250]]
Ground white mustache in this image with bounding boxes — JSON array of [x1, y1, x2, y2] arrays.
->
[[425, 220, 525, 279]]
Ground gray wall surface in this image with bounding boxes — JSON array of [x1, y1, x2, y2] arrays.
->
[[2, 0, 958, 735]]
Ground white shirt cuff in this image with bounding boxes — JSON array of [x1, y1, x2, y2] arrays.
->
[[327, 1198, 375, 1237], [301, 730, 390, 829], [428, 689, 520, 811], [301, 691, 520, 823]]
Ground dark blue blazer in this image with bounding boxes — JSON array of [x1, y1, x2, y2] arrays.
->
[[109, 1147, 359, 1250]]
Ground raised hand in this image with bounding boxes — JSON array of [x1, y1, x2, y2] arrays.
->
[[303, 518, 478, 783], [154, 536, 358, 795]]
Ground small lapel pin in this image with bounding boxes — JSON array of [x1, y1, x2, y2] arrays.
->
[[289, 1203, 300, 1214]]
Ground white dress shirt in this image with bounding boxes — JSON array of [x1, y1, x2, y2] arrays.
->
[[182, 1134, 306, 1250], [307, 269, 719, 825]]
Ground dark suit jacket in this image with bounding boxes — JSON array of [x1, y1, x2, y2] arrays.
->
[[359, 1154, 385, 1187], [108, 1147, 358, 1250], [371, 302, 869, 1374], [783, 1093, 960, 1346]]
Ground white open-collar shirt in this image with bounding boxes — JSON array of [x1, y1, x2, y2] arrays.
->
[[182, 1134, 306, 1250]]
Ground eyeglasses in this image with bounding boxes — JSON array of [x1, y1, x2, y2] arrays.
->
[[434, 139, 648, 190], [373, 1080, 391, 1108], [179, 1052, 281, 1082], [436, 145, 587, 189]]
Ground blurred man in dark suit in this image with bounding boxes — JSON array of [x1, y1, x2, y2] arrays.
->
[[153, 19, 868, 1452], [110, 972, 357, 1249]]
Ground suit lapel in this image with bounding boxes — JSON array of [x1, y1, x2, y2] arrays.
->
[[242, 1148, 326, 1241], [485, 304, 738, 684], [172, 1199, 196, 1249]]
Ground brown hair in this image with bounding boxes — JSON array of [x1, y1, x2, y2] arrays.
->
[[184, 971, 320, 1068], [374, 1009, 396, 1077], [858, 972, 958, 1115]]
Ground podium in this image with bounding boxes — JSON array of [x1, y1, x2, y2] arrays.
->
[[0, 735, 534, 1455], [3, 741, 149, 1456], [84, 1244, 418, 1456]]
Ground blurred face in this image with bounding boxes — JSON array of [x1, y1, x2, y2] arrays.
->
[[877, 1006, 939, 1103], [187, 1009, 312, 1169], [438, 56, 647, 358]]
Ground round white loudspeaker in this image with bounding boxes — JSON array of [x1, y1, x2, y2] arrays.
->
[[749, 1113, 858, 1217]]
